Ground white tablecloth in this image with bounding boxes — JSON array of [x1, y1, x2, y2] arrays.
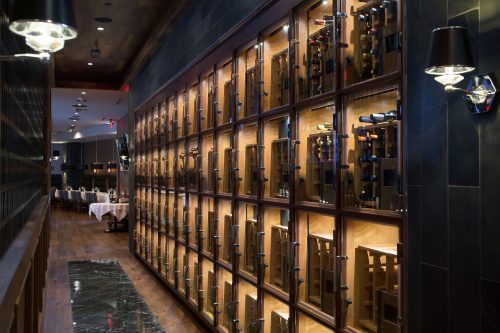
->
[[55, 190, 109, 203], [89, 203, 129, 222]]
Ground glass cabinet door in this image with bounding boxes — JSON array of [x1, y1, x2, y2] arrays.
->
[[237, 44, 258, 119], [238, 203, 259, 277], [296, 103, 335, 205], [237, 122, 258, 197], [294, 0, 335, 101], [200, 258, 215, 323], [201, 134, 215, 193], [188, 82, 200, 135], [166, 145, 175, 189], [187, 139, 199, 191], [218, 199, 233, 266], [217, 59, 233, 126], [177, 193, 186, 241], [344, 218, 399, 333], [217, 267, 234, 333], [263, 293, 289, 333], [217, 130, 233, 194], [200, 196, 215, 256], [341, 0, 400, 87], [178, 90, 186, 138], [176, 141, 187, 190], [296, 211, 336, 318], [188, 251, 199, 306], [261, 22, 290, 112], [167, 191, 175, 237], [167, 96, 175, 142], [160, 101, 167, 137], [188, 194, 198, 248], [166, 236, 176, 285], [263, 115, 290, 199], [342, 87, 402, 212], [236, 278, 258, 333], [176, 244, 187, 295], [263, 206, 290, 293], [201, 72, 215, 130]]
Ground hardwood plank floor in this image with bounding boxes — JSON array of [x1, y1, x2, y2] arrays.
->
[[42, 208, 207, 333]]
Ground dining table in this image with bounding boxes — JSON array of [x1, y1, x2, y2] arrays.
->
[[55, 190, 110, 203], [88, 202, 129, 232]]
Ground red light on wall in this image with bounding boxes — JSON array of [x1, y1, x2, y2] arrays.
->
[[122, 84, 129, 92], [109, 119, 113, 128]]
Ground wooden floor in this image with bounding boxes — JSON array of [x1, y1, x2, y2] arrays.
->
[[42, 208, 207, 333]]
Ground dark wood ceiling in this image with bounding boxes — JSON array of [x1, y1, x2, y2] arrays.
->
[[55, 0, 188, 89]]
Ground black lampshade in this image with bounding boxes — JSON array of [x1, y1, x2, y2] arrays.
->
[[52, 149, 60, 160], [425, 26, 475, 75]]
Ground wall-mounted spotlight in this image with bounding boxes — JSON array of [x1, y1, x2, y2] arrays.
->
[[425, 26, 496, 113], [3, 0, 78, 61]]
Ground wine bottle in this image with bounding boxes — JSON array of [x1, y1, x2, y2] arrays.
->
[[359, 116, 374, 123], [370, 110, 398, 122]]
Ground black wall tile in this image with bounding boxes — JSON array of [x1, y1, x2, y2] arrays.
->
[[420, 0, 447, 107], [481, 279, 500, 332], [449, 187, 480, 333], [447, 94, 479, 186], [407, 186, 421, 333], [421, 264, 448, 333], [480, 127, 500, 282], [420, 104, 448, 267]]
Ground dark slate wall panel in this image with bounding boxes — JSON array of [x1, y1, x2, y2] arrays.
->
[[131, 0, 267, 109], [406, 0, 500, 332]]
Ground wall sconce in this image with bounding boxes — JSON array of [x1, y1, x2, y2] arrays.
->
[[1, 0, 78, 61], [425, 26, 496, 113]]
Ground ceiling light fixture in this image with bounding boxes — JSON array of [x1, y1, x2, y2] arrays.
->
[[81, 91, 86, 95], [52, 149, 60, 160], [0, 0, 77, 61], [88, 62, 93, 66], [97, 27, 104, 31], [8, 0, 78, 56]]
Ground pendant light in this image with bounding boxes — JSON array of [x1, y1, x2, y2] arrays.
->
[[52, 149, 60, 160], [91, 136, 103, 173], [107, 138, 117, 172], [9, 0, 78, 53]]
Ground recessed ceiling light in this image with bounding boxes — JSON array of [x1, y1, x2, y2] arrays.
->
[[94, 17, 112, 23], [88, 62, 93, 66], [74, 112, 79, 115], [97, 27, 104, 31], [81, 91, 86, 95]]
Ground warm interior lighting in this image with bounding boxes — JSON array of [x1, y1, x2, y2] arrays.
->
[[97, 26, 104, 31], [425, 26, 497, 113], [88, 62, 93, 66]]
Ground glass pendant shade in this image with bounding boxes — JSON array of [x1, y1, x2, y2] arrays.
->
[[9, 0, 78, 53], [119, 149, 129, 160], [425, 26, 475, 75]]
